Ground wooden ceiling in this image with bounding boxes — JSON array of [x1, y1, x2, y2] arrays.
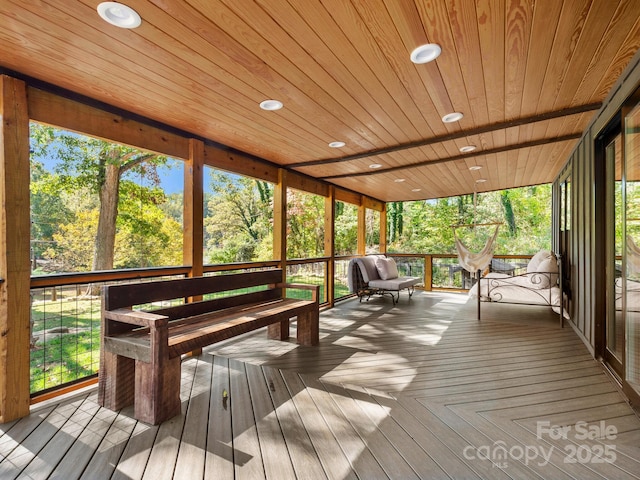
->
[[1, 0, 639, 201]]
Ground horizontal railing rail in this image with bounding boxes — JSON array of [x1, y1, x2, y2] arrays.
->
[[28, 253, 535, 397]]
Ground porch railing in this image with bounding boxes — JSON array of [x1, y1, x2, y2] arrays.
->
[[29, 254, 533, 396]]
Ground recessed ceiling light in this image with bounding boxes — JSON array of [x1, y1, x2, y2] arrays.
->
[[369, 163, 383, 169], [329, 141, 346, 148], [410, 44, 442, 64], [469, 165, 482, 171], [394, 178, 406, 183], [259, 99, 283, 111], [442, 112, 463, 123], [475, 178, 487, 183], [97, 2, 141, 29], [460, 145, 476, 153], [412, 188, 422, 192]]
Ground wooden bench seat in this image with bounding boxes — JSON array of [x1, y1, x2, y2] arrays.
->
[[98, 269, 319, 424]]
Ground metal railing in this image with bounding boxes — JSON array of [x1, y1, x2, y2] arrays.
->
[[29, 254, 533, 396]]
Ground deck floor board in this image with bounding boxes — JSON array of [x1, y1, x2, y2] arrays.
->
[[3, 291, 639, 479]]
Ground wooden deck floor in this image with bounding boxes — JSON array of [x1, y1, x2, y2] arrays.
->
[[2, 291, 639, 479]]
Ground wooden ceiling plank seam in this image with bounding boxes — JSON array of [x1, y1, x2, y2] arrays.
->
[[162, 0, 382, 148], [496, 151, 509, 188], [446, 0, 491, 128], [554, 0, 620, 108], [412, 0, 471, 123], [1, 1, 638, 202], [349, 0, 443, 135], [380, 0, 449, 135], [591, 15, 640, 101], [504, 0, 534, 120], [318, 132, 583, 180], [519, 0, 563, 117], [307, 0, 425, 139], [521, 144, 545, 186], [143, 0, 373, 156], [285, 103, 600, 168], [272, 0, 420, 142], [22, 0, 332, 161], [0, 11, 245, 146], [534, 0, 592, 113], [572, 0, 640, 105], [475, 0, 506, 125], [83, 0, 336, 157], [223, 0, 397, 149]]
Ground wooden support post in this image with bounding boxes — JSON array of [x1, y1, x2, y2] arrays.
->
[[183, 139, 205, 356], [184, 139, 204, 281], [274, 169, 288, 284], [424, 255, 433, 291], [0, 75, 31, 422], [324, 187, 335, 306], [379, 202, 387, 254], [357, 198, 366, 256]]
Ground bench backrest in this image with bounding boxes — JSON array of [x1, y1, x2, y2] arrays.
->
[[103, 269, 284, 315]]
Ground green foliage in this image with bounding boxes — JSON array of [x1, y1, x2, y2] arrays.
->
[[287, 189, 325, 259], [335, 201, 358, 255], [366, 209, 380, 252], [204, 170, 273, 263], [29, 123, 183, 272], [387, 185, 552, 255]]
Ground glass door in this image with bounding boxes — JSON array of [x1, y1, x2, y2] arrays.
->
[[604, 133, 624, 376], [625, 100, 640, 399]]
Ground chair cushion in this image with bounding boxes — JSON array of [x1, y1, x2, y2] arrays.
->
[[375, 256, 399, 280], [354, 256, 381, 282], [369, 277, 420, 290]]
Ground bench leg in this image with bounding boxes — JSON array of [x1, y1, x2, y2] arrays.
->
[[134, 356, 182, 425], [267, 318, 289, 340], [98, 350, 135, 411], [296, 310, 319, 346]]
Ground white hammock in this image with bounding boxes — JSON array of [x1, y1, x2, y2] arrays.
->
[[454, 224, 500, 274]]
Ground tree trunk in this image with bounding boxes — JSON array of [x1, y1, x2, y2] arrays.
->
[[85, 162, 120, 296], [93, 162, 120, 271]]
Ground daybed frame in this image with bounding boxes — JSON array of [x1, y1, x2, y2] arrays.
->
[[473, 256, 564, 327]]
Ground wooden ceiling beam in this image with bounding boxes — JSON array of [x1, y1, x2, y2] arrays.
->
[[290, 103, 601, 168], [321, 133, 583, 180]]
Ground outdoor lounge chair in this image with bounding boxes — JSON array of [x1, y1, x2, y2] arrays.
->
[[347, 255, 421, 305]]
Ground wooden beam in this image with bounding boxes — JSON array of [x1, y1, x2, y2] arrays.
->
[[184, 139, 204, 280], [289, 103, 601, 168], [27, 87, 189, 159], [322, 133, 583, 180], [204, 144, 279, 184], [0, 75, 31, 422]]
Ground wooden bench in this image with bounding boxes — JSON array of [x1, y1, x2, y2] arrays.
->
[[97, 269, 319, 424]]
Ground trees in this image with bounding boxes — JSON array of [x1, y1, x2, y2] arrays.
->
[[387, 185, 552, 255], [30, 123, 180, 273], [204, 170, 273, 263]]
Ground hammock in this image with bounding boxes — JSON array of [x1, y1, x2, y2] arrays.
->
[[454, 224, 500, 274]]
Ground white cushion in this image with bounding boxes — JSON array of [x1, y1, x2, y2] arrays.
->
[[527, 250, 554, 273], [536, 257, 558, 274], [529, 257, 558, 289], [375, 257, 399, 280]]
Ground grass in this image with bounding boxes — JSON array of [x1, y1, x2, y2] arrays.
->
[[30, 275, 350, 394]]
